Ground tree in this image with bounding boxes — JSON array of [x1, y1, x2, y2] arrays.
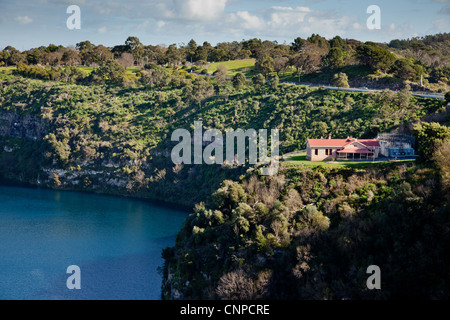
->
[[303, 204, 330, 231], [111, 44, 128, 59], [430, 66, 450, 84], [307, 34, 329, 50], [186, 39, 197, 62], [252, 73, 265, 88], [291, 37, 305, 53], [76, 40, 93, 52], [232, 72, 246, 91], [185, 77, 214, 107], [166, 44, 181, 67], [117, 52, 135, 68], [194, 42, 213, 62], [76, 40, 94, 65], [445, 91, 450, 103], [270, 74, 279, 90], [414, 122, 450, 162], [213, 64, 227, 84], [289, 53, 321, 75], [210, 48, 227, 62], [329, 35, 345, 50], [356, 42, 395, 72], [92, 45, 113, 65], [61, 66, 85, 83], [255, 54, 274, 77], [242, 38, 263, 57], [125, 36, 143, 65], [274, 56, 289, 75], [142, 66, 171, 88], [396, 85, 411, 108], [26, 48, 43, 65], [433, 138, 450, 191], [238, 49, 252, 59], [61, 48, 80, 66], [333, 72, 349, 88], [391, 59, 416, 81], [44, 132, 71, 166], [90, 59, 126, 85], [45, 44, 61, 53], [2, 46, 25, 66], [323, 47, 344, 68]]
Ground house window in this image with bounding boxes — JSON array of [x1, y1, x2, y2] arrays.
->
[[325, 149, 329, 155], [329, 149, 333, 155], [315, 149, 318, 156]]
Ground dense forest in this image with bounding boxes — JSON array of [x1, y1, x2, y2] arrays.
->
[[0, 33, 449, 299], [1, 33, 450, 92], [162, 159, 450, 299]]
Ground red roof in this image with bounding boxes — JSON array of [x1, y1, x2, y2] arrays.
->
[[337, 148, 373, 154], [307, 138, 380, 148]]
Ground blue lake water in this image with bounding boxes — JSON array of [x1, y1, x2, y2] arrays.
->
[[0, 184, 189, 300]]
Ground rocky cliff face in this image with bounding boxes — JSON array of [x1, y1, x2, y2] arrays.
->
[[0, 112, 47, 140], [0, 110, 230, 209]]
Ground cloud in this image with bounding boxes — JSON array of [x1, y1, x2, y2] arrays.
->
[[174, 0, 227, 21], [44, 0, 86, 4], [98, 27, 107, 33], [431, 18, 450, 31], [221, 6, 365, 40], [15, 16, 33, 24], [224, 6, 313, 36], [438, 4, 450, 13], [227, 11, 265, 31], [156, 20, 166, 29], [266, 6, 311, 29], [90, 0, 227, 22]]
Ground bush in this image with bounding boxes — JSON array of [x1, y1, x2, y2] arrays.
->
[[414, 122, 450, 162], [333, 72, 349, 88]]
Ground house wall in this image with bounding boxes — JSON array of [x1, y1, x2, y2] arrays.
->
[[308, 147, 338, 161], [307, 142, 381, 161], [373, 147, 380, 158], [339, 142, 380, 159]]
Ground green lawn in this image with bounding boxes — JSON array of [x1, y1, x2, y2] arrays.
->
[[69, 66, 140, 75], [0, 66, 17, 71], [207, 59, 256, 77], [283, 152, 416, 168], [75, 66, 94, 74]]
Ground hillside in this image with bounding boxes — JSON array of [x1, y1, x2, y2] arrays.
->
[[0, 72, 447, 205], [0, 67, 449, 300], [162, 162, 450, 299]]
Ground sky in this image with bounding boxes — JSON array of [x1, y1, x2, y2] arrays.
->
[[0, 0, 449, 50]]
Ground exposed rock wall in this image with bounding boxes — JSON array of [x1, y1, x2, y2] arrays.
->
[[0, 112, 47, 140]]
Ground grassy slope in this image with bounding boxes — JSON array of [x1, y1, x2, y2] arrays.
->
[[284, 152, 416, 168], [206, 59, 256, 77]]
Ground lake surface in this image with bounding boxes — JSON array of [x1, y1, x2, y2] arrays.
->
[[0, 184, 189, 300]]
